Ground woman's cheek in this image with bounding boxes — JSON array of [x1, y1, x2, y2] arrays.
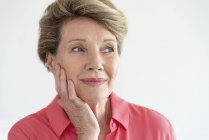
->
[[65, 69, 74, 80], [112, 60, 119, 76]]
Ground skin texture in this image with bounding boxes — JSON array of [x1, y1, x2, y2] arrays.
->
[[46, 17, 119, 140]]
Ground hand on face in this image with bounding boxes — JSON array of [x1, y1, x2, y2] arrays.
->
[[52, 64, 100, 140]]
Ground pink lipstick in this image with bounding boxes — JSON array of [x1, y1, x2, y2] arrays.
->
[[80, 78, 107, 86]]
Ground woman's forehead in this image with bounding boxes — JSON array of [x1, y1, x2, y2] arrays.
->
[[60, 17, 117, 42]]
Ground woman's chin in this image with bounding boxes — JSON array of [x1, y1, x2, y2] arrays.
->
[[78, 90, 111, 103]]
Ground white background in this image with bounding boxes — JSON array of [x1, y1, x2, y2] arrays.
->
[[0, 0, 209, 140]]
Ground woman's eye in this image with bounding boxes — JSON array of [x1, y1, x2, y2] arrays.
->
[[72, 47, 84, 52], [103, 47, 114, 53]]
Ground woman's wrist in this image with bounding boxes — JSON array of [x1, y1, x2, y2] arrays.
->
[[78, 133, 99, 140], [77, 127, 100, 140]]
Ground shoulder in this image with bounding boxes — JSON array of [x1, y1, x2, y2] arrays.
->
[[111, 93, 173, 129], [8, 108, 49, 140], [127, 102, 175, 139], [111, 93, 174, 132], [129, 102, 169, 122], [128, 102, 172, 127]]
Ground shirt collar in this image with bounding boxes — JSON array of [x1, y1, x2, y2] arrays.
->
[[110, 92, 129, 129], [46, 95, 71, 137], [45, 93, 129, 137]]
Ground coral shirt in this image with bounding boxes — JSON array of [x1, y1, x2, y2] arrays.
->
[[8, 93, 176, 140]]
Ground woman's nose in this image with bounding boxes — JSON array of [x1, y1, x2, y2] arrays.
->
[[85, 52, 104, 71]]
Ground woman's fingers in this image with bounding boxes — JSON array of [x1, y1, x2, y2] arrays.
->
[[59, 68, 68, 99], [52, 65, 61, 93], [67, 80, 77, 100], [67, 80, 85, 108], [55, 65, 83, 106], [53, 66, 100, 137]]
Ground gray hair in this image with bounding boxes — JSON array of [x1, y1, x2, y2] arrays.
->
[[38, 0, 128, 65]]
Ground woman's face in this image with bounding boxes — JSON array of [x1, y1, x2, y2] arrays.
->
[[49, 17, 119, 103]]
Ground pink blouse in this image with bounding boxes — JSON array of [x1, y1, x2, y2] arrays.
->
[[8, 93, 176, 140]]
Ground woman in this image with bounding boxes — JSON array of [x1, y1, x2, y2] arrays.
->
[[8, 0, 176, 140]]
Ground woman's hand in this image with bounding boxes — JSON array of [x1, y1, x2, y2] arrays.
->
[[52, 65, 100, 140]]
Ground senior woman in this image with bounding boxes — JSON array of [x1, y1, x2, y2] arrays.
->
[[8, 0, 176, 140]]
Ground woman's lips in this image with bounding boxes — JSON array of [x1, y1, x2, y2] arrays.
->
[[80, 78, 107, 86]]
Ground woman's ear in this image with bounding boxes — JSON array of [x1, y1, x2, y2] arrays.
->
[[46, 52, 55, 72]]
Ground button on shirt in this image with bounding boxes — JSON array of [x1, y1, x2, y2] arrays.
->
[[8, 93, 176, 140]]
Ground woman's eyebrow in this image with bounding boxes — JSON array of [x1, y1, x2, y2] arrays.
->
[[103, 39, 117, 42], [67, 38, 86, 43], [67, 38, 117, 44]]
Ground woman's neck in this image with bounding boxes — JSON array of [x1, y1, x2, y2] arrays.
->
[[88, 98, 111, 139], [88, 98, 111, 122]]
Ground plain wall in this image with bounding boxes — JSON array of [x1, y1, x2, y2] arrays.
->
[[0, 0, 209, 139]]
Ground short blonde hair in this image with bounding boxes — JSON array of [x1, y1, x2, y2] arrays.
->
[[38, 0, 128, 64]]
